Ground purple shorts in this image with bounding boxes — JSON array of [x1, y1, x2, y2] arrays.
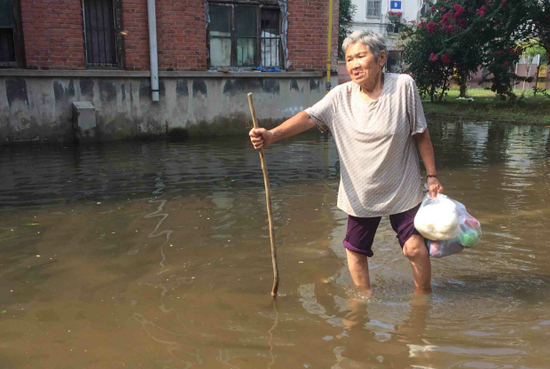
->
[[343, 203, 422, 257]]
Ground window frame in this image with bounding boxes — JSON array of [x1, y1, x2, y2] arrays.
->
[[0, 0, 25, 68], [366, 0, 381, 17], [81, 0, 125, 69], [207, 1, 283, 69]]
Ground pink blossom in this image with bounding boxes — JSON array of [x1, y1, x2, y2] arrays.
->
[[458, 19, 468, 28], [431, 6, 436, 13], [397, 12, 402, 17], [441, 54, 451, 64], [390, 10, 394, 15], [426, 22, 437, 34], [454, 4, 464, 18], [501, 61, 509, 68], [411, 20, 416, 24], [476, 5, 486, 17], [447, 25, 455, 33], [429, 53, 438, 62]]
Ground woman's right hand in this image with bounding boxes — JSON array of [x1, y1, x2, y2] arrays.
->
[[249, 128, 274, 150]]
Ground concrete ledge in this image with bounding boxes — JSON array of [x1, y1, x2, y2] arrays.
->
[[0, 69, 325, 79]]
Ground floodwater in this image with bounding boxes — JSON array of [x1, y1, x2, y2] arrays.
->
[[0, 122, 549, 369]]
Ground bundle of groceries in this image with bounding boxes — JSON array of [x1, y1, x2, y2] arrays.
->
[[414, 191, 482, 258]]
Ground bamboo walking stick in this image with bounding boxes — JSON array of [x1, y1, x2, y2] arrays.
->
[[247, 92, 279, 297]]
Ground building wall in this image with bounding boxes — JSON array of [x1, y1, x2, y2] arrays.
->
[[288, 0, 339, 71], [469, 63, 550, 91], [0, 71, 328, 143], [351, 0, 423, 37], [17, 0, 337, 72], [21, 0, 86, 69], [1, 0, 340, 143], [123, 0, 207, 71]]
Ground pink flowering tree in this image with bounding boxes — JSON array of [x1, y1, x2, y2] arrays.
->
[[400, 0, 532, 101]]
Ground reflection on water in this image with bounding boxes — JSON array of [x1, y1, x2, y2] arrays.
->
[[0, 122, 549, 368]]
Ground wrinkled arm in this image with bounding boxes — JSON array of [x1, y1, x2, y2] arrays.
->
[[414, 128, 443, 198], [249, 111, 316, 150]]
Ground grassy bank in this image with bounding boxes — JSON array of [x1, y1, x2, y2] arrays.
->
[[422, 89, 550, 125]]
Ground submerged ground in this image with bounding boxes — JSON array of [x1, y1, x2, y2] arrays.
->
[[1, 121, 549, 368]]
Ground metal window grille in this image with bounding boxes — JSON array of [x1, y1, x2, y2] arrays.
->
[[0, 0, 16, 66], [83, 0, 118, 67], [260, 9, 281, 68], [367, 1, 380, 16]]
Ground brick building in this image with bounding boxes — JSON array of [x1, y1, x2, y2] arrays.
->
[[0, 0, 339, 143]]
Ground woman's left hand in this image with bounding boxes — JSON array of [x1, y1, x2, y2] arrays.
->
[[427, 177, 443, 199]]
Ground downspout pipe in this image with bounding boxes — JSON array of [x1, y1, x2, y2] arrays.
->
[[147, 0, 160, 102], [326, 0, 334, 93]]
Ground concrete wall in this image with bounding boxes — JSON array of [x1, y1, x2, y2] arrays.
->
[[0, 70, 329, 144]]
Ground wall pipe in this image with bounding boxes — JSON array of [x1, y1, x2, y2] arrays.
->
[[326, 0, 334, 94], [147, 0, 160, 102]]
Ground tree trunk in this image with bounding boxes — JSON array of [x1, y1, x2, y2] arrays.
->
[[457, 71, 468, 98], [459, 82, 467, 98]]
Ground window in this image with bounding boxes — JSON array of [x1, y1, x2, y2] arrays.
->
[[208, 3, 282, 68], [82, 0, 124, 68], [0, 0, 24, 68], [367, 1, 381, 17]]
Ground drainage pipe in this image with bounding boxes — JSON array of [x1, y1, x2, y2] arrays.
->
[[326, 0, 334, 93], [147, 0, 160, 101]]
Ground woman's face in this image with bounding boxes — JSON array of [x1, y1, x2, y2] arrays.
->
[[345, 42, 386, 90]]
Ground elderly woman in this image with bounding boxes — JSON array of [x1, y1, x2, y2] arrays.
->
[[249, 30, 443, 293]]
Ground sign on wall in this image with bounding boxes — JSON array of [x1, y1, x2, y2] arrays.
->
[[390, 1, 402, 9]]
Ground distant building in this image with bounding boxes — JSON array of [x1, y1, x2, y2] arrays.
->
[[339, 0, 427, 82], [0, 0, 339, 144]]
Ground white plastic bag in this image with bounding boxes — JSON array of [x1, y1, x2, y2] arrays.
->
[[414, 193, 460, 240], [415, 192, 482, 258], [425, 238, 463, 258]]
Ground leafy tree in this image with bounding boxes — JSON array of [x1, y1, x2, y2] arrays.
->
[[521, 1, 550, 96], [338, 0, 357, 58], [520, 39, 546, 92], [400, 0, 530, 101]]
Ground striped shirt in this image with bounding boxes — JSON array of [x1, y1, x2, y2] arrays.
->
[[305, 73, 427, 217]]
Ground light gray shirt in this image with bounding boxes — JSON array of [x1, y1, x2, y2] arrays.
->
[[305, 73, 427, 217]]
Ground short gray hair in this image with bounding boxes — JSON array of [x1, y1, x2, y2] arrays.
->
[[342, 30, 387, 60]]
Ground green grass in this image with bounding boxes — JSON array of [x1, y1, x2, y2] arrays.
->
[[422, 88, 550, 125]]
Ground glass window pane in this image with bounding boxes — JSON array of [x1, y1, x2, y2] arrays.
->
[[0, 29, 16, 63], [261, 9, 279, 35], [236, 37, 256, 67], [210, 5, 231, 34], [235, 6, 257, 37], [210, 37, 232, 66], [0, 0, 14, 28]]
